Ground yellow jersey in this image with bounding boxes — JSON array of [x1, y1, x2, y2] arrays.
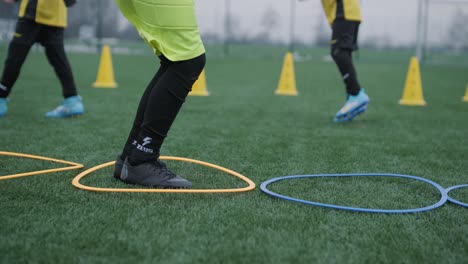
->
[[114, 0, 205, 62], [18, 0, 68, 28], [321, 0, 362, 25]]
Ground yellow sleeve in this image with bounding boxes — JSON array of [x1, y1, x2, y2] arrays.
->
[[321, 0, 336, 25], [343, 0, 362, 22]]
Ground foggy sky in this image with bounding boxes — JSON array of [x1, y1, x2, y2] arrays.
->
[[193, 0, 468, 46]]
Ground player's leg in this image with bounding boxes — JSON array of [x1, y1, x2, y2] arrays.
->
[[113, 57, 170, 179], [40, 25, 83, 117], [120, 54, 206, 188], [0, 19, 39, 116], [331, 19, 369, 122], [331, 47, 360, 96]]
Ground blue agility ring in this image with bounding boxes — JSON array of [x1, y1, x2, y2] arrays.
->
[[445, 184, 468, 208], [260, 173, 448, 214]]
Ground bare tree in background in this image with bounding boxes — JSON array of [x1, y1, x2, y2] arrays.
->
[[226, 13, 243, 43], [0, 1, 17, 19], [315, 15, 329, 47], [259, 6, 280, 43], [448, 9, 468, 50], [66, 0, 120, 39]]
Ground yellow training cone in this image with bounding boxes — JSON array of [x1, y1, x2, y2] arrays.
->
[[190, 69, 209, 96], [399, 56, 426, 106], [93, 45, 117, 88], [462, 83, 468, 102], [275, 52, 298, 96]]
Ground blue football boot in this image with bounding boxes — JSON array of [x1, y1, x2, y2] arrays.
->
[[334, 89, 370, 123], [0, 98, 7, 117], [46, 95, 84, 118]]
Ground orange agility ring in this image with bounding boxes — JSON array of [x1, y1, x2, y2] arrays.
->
[[0, 151, 84, 180], [72, 156, 256, 193]]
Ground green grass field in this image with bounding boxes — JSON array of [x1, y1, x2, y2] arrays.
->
[[1, 43, 467, 263]]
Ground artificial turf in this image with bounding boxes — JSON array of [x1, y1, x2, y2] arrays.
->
[[0, 43, 467, 263]]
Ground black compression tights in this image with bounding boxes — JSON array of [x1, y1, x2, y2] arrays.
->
[[121, 54, 206, 165], [331, 47, 361, 96]]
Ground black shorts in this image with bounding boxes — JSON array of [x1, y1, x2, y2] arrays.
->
[[331, 19, 360, 51], [11, 18, 64, 46]]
